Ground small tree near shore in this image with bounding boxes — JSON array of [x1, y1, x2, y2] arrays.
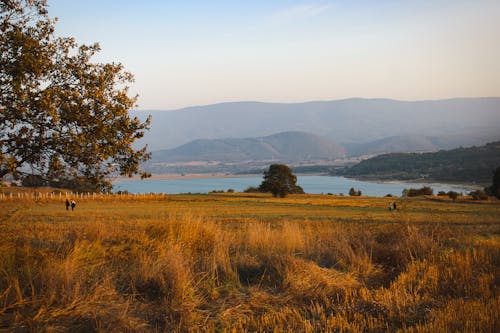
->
[[447, 191, 459, 201], [485, 166, 500, 199], [258, 164, 304, 197], [349, 187, 362, 196]]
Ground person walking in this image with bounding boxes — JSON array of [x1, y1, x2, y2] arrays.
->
[[70, 199, 76, 211], [393, 202, 397, 210], [65, 199, 70, 211], [388, 202, 393, 211]]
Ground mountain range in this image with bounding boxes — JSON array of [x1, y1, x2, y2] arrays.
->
[[133, 97, 500, 153]]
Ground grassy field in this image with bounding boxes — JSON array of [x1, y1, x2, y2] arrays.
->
[[0, 192, 499, 332]]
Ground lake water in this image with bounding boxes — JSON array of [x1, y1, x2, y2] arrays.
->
[[113, 176, 473, 197]]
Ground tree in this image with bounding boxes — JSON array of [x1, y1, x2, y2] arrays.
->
[[0, 0, 150, 192], [258, 164, 304, 197], [469, 190, 488, 200], [405, 186, 433, 197], [349, 187, 361, 196], [485, 166, 500, 199], [447, 191, 459, 201]]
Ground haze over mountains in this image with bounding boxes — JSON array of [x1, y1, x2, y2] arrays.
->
[[133, 97, 500, 169], [152, 131, 345, 163], [134, 97, 500, 149]]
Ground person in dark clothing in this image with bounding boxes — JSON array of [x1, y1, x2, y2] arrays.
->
[[65, 199, 70, 211], [70, 199, 76, 211], [393, 202, 397, 210]]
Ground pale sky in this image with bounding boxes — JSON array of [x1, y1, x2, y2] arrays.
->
[[49, 0, 500, 110]]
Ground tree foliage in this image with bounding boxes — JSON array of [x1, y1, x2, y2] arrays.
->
[[485, 166, 500, 199], [469, 190, 488, 200], [403, 186, 433, 197], [348, 187, 362, 196], [258, 164, 304, 197], [343, 141, 500, 184], [447, 191, 459, 201], [0, 0, 150, 191]]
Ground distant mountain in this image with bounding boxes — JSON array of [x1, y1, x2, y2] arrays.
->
[[342, 129, 500, 156], [133, 97, 500, 151], [343, 135, 439, 157], [152, 131, 345, 163], [341, 141, 500, 184]]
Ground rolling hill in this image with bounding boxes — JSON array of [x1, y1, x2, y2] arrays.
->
[[151, 131, 345, 163], [341, 141, 500, 184]]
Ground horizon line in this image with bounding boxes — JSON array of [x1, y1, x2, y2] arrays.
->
[[133, 96, 500, 112]]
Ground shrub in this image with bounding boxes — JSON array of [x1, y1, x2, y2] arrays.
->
[[485, 166, 500, 199], [437, 191, 447, 196], [244, 186, 260, 193], [52, 176, 111, 192], [22, 174, 47, 187], [227, 188, 235, 193], [115, 190, 130, 195], [349, 187, 362, 196], [404, 186, 434, 197], [469, 190, 488, 200], [447, 191, 459, 201]]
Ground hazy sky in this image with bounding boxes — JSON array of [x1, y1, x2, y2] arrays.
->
[[49, 0, 500, 110]]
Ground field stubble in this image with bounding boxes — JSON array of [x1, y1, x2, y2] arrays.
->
[[0, 193, 499, 332]]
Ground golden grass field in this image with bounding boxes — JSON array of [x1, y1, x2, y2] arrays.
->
[[0, 191, 499, 332]]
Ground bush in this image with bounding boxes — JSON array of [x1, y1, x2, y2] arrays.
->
[[385, 193, 393, 197], [485, 166, 500, 199], [437, 191, 447, 196], [404, 186, 434, 197], [115, 190, 130, 195], [227, 188, 235, 193], [52, 177, 111, 192], [22, 174, 47, 187], [349, 187, 362, 196], [244, 186, 260, 193], [469, 190, 488, 200], [447, 191, 459, 201]]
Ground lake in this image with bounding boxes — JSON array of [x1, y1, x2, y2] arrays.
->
[[113, 176, 474, 197]]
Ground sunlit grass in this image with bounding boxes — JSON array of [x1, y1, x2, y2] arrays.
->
[[0, 193, 499, 331]]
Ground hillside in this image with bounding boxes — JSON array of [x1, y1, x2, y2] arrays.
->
[[342, 135, 439, 156], [133, 97, 500, 151], [342, 131, 500, 157], [152, 131, 345, 163], [342, 141, 500, 184]]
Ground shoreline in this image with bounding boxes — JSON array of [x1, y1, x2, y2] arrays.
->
[[111, 173, 262, 182], [344, 176, 482, 191], [112, 173, 480, 191]]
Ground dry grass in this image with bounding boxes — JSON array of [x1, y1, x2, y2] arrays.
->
[[0, 193, 499, 332]]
